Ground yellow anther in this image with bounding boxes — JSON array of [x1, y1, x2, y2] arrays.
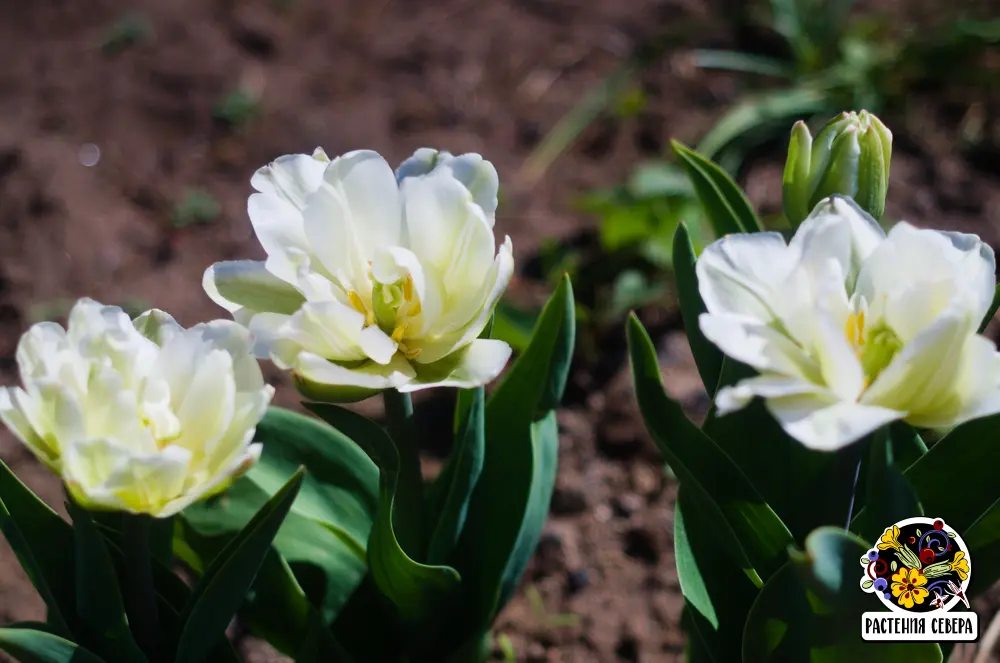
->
[[348, 290, 367, 315], [400, 344, 421, 359], [845, 310, 865, 348], [402, 275, 414, 301], [348, 291, 376, 325], [408, 299, 422, 317], [391, 323, 408, 343]]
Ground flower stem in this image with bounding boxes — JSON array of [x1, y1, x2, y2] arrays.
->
[[122, 513, 160, 660], [383, 389, 425, 557]]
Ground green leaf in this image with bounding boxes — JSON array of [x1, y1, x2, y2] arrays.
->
[[691, 49, 794, 78], [694, 88, 827, 161], [743, 561, 941, 662], [175, 468, 305, 663], [305, 402, 460, 620], [67, 501, 145, 663], [242, 551, 354, 663], [790, 527, 870, 611], [0, 497, 72, 638], [856, 428, 922, 542], [702, 359, 860, 542], [674, 487, 759, 662], [963, 496, 1000, 596], [181, 407, 378, 623], [451, 274, 575, 639], [672, 222, 724, 395], [0, 460, 76, 637], [427, 388, 486, 565], [979, 284, 1000, 333], [671, 140, 761, 235], [853, 411, 1000, 535], [0, 627, 106, 663], [627, 315, 792, 581]]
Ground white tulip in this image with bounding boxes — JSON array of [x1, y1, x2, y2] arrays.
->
[[0, 299, 273, 517], [203, 148, 514, 400], [697, 196, 1000, 450]]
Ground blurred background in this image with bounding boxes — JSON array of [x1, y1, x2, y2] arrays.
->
[[1, 0, 999, 660]]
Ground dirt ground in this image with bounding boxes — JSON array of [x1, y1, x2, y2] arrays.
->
[[1, 1, 1000, 661]]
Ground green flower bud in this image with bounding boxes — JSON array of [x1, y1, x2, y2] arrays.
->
[[782, 110, 892, 227]]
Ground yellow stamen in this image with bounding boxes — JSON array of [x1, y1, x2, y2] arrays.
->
[[845, 310, 865, 348], [391, 323, 408, 343], [400, 344, 421, 359], [402, 275, 414, 302], [348, 290, 375, 325], [408, 299, 422, 317]]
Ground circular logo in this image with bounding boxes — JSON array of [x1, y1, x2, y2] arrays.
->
[[859, 517, 971, 613]]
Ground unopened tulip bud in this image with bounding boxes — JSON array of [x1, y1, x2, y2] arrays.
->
[[782, 110, 892, 227]]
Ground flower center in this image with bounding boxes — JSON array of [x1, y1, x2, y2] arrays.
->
[[844, 309, 902, 388], [348, 273, 423, 359]]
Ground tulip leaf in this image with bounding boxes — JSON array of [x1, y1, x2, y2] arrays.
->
[[628, 315, 793, 581], [978, 283, 1000, 333], [305, 401, 461, 621], [703, 359, 866, 541], [181, 406, 379, 624], [67, 501, 146, 663], [856, 428, 922, 542], [674, 486, 759, 663], [673, 222, 724, 395], [242, 550, 355, 663], [175, 468, 304, 663], [0, 459, 76, 637], [789, 527, 871, 611], [449, 274, 574, 641], [743, 561, 942, 663], [964, 497, 1000, 596], [671, 139, 762, 235], [0, 496, 72, 638], [853, 411, 1000, 536], [426, 387, 486, 565], [0, 627, 106, 663]]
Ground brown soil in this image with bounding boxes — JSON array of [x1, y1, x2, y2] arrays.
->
[[1, 1, 1000, 662]]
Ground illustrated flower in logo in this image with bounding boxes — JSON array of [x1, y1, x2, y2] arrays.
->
[[860, 517, 972, 614], [891, 567, 929, 609]]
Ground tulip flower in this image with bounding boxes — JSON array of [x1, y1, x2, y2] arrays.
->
[[783, 110, 892, 226], [203, 147, 514, 401], [697, 195, 1000, 450], [0, 299, 273, 516]]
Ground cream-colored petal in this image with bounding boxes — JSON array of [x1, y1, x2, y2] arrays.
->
[[696, 232, 793, 322], [0, 387, 58, 467], [323, 150, 403, 255], [358, 326, 398, 365], [699, 313, 820, 381], [294, 351, 415, 390], [250, 151, 329, 210], [715, 374, 828, 415], [132, 309, 185, 347], [765, 396, 903, 451], [862, 310, 970, 421], [202, 261, 306, 316], [399, 339, 511, 392], [247, 192, 310, 284]]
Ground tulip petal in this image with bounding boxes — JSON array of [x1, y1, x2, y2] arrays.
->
[[396, 149, 499, 222], [696, 231, 793, 322], [250, 151, 329, 210], [401, 171, 494, 283], [715, 374, 827, 414], [279, 301, 368, 363], [764, 396, 903, 451], [203, 261, 306, 315], [323, 150, 403, 256], [174, 349, 237, 456], [699, 313, 820, 381], [947, 335, 1000, 425], [412, 236, 514, 364], [248, 193, 310, 284], [294, 351, 415, 391], [400, 339, 512, 392], [0, 387, 57, 467], [133, 309, 185, 347]]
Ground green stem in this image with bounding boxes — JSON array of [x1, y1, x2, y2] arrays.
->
[[383, 389, 425, 557], [122, 513, 160, 660]]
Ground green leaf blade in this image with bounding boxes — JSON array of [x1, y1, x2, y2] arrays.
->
[[175, 468, 305, 663], [672, 140, 761, 235]]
